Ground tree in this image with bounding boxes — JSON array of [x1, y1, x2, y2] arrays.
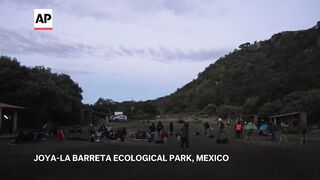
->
[[0, 56, 83, 126]]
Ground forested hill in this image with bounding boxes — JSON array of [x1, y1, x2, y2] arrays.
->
[[156, 25, 320, 123]]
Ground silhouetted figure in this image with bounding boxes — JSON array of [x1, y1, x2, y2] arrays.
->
[[118, 127, 127, 142], [279, 121, 288, 144], [300, 129, 308, 145], [216, 118, 229, 144], [180, 122, 189, 148], [204, 122, 210, 135], [169, 122, 174, 135], [267, 122, 277, 142], [149, 123, 156, 142], [234, 121, 242, 139], [157, 121, 164, 140]]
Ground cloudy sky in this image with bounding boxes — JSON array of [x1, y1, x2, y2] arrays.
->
[[0, 0, 319, 103]]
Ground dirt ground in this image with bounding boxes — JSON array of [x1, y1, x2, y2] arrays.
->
[[0, 118, 319, 180]]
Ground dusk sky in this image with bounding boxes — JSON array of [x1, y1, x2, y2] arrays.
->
[[1, 0, 319, 104]]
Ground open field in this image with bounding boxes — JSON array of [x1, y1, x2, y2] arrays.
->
[[1, 118, 320, 180]]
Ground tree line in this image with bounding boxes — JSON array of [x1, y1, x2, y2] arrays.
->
[[0, 56, 83, 127]]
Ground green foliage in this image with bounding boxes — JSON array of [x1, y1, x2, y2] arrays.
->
[[93, 98, 117, 113], [0, 56, 83, 126], [259, 89, 320, 124], [90, 98, 158, 120], [258, 101, 282, 116], [280, 89, 320, 124], [242, 96, 260, 114], [202, 103, 217, 115], [216, 105, 242, 118]]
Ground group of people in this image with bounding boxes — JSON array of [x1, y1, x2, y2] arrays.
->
[[147, 121, 171, 143], [145, 121, 189, 148], [89, 123, 127, 143], [15, 117, 307, 147], [14, 124, 65, 144], [201, 117, 305, 144]]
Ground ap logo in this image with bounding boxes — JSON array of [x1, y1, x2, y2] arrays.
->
[[34, 9, 53, 30]]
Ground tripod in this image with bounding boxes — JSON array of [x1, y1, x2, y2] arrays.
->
[[279, 133, 288, 144]]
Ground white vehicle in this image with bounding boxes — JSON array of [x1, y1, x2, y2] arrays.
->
[[111, 114, 128, 122]]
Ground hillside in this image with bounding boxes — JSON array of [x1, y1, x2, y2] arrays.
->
[[155, 25, 320, 123]]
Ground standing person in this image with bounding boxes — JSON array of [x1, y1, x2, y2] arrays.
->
[[247, 128, 253, 141], [227, 118, 231, 126], [56, 128, 65, 141], [180, 122, 189, 148], [149, 122, 156, 142], [279, 121, 289, 144], [240, 120, 244, 139], [217, 118, 229, 143], [245, 121, 257, 141], [157, 121, 164, 140], [89, 123, 95, 136], [203, 122, 210, 136], [267, 121, 277, 142], [121, 127, 127, 142], [300, 128, 308, 145], [234, 121, 242, 139], [169, 122, 174, 135]]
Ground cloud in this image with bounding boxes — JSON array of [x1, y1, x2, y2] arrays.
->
[[0, 28, 98, 58], [0, 27, 229, 63], [1, 0, 224, 21], [51, 67, 93, 75], [103, 46, 229, 62]]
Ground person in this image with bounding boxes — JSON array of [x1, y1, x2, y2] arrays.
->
[[267, 121, 277, 142], [180, 122, 189, 148], [169, 122, 174, 135], [240, 120, 244, 139], [105, 124, 112, 138], [122, 127, 127, 136], [216, 118, 228, 143], [149, 122, 156, 142], [234, 121, 242, 139], [90, 133, 95, 143], [96, 129, 102, 142], [246, 122, 255, 141], [120, 127, 127, 142], [106, 124, 112, 132], [227, 118, 231, 126], [279, 121, 289, 144], [117, 127, 127, 142], [161, 130, 169, 143], [208, 127, 215, 138], [56, 128, 65, 141], [89, 123, 95, 136], [300, 129, 308, 145], [156, 121, 164, 140], [203, 122, 210, 136], [218, 118, 224, 129]]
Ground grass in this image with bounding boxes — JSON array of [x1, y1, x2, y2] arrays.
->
[[0, 117, 319, 180]]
